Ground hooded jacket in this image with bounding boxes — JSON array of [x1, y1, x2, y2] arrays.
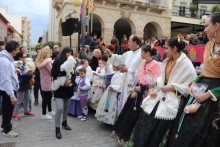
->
[[0, 50, 19, 99]]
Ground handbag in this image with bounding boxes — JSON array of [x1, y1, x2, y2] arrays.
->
[[30, 78, 35, 86]]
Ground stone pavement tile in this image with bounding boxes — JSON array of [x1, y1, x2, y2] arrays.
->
[[0, 142, 16, 147], [74, 139, 109, 147], [0, 94, 118, 147]]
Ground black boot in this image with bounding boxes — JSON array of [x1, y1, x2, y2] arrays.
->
[[62, 120, 71, 130], [56, 127, 62, 139], [34, 100, 39, 105]]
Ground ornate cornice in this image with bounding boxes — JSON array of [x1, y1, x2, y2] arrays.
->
[[97, 0, 168, 12], [120, 5, 132, 18]]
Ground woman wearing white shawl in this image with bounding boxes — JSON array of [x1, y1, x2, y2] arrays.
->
[[89, 55, 114, 110], [168, 13, 220, 147], [95, 57, 124, 125], [132, 38, 197, 147]]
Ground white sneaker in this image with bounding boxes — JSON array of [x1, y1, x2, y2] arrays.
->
[[1, 125, 16, 133], [3, 130, 18, 137], [41, 114, 53, 120], [81, 116, 87, 121], [77, 115, 83, 119], [47, 111, 55, 117]]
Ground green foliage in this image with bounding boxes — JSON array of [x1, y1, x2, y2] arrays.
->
[[211, 5, 220, 13], [189, 3, 198, 12], [43, 41, 62, 49], [35, 44, 43, 51]]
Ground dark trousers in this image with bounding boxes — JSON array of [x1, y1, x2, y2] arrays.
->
[[41, 90, 52, 115], [0, 90, 14, 133], [0, 95, 2, 115], [34, 82, 42, 101]]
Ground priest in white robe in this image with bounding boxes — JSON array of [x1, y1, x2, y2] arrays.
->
[[105, 35, 142, 107]]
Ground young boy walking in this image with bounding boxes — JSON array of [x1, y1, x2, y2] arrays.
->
[[78, 68, 91, 121]]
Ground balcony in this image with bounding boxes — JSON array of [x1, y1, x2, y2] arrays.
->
[[115, 0, 167, 5], [172, 6, 211, 19], [115, 0, 168, 11]]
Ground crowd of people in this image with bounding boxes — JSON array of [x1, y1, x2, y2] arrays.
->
[[0, 12, 219, 147]]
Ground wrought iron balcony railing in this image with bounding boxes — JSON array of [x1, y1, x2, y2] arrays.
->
[[172, 6, 211, 19]]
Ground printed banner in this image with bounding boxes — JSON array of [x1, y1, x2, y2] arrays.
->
[[188, 45, 205, 62], [156, 45, 205, 62], [155, 46, 165, 61]]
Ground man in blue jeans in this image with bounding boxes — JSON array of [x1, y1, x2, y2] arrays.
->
[[0, 41, 19, 137]]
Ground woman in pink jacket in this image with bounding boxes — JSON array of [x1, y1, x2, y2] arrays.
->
[[35, 46, 55, 120]]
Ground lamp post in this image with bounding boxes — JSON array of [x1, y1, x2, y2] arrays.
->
[[72, 0, 84, 52], [72, 0, 82, 7], [81, 0, 85, 46]]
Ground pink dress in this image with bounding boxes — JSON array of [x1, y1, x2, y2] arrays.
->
[[138, 59, 161, 86]]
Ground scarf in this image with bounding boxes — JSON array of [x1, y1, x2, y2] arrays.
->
[[141, 53, 197, 120], [201, 40, 220, 78]]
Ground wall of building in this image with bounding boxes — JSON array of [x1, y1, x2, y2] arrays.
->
[[0, 19, 7, 42], [0, 7, 30, 46], [0, 7, 22, 34], [48, 0, 58, 42], [12, 31, 22, 43], [22, 17, 31, 50]]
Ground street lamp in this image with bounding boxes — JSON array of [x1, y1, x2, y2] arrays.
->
[[72, 0, 82, 7], [72, 0, 86, 51]]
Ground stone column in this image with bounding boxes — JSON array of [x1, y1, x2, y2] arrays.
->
[[102, 28, 114, 44], [135, 31, 144, 38]]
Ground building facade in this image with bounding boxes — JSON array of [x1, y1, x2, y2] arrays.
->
[[0, 7, 22, 35], [0, 13, 9, 43], [171, 0, 217, 36], [0, 13, 22, 45], [0, 7, 31, 52], [51, 0, 172, 49], [22, 17, 31, 50], [49, 0, 58, 42]]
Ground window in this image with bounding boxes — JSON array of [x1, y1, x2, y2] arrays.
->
[[179, 6, 186, 16]]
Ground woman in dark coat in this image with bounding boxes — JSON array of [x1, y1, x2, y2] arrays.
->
[[51, 47, 76, 139], [89, 49, 101, 71]]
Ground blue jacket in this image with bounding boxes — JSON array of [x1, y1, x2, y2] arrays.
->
[[17, 62, 32, 91], [84, 36, 92, 45]]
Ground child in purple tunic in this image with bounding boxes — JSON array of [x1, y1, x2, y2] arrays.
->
[[78, 67, 91, 121], [68, 75, 82, 117]]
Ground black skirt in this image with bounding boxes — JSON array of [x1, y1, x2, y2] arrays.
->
[[113, 92, 143, 142], [167, 77, 220, 147], [133, 102, 173, 147]]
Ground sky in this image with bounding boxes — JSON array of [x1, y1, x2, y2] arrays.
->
[[0, 0, 49, 44]]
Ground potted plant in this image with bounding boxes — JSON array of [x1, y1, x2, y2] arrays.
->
[[211, 5, 220, 13], [189, 3, 198, 17]]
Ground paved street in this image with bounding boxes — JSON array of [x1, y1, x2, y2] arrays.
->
[[0, 95, 118, 147]]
